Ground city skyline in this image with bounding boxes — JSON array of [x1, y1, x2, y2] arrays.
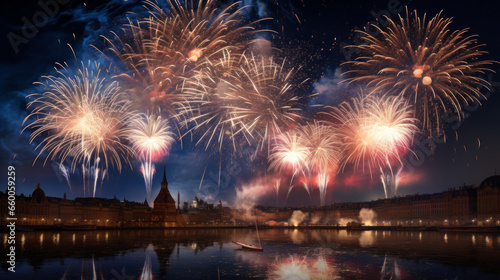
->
[[2, 1, 500, 279], [0, 0, 499, 208]]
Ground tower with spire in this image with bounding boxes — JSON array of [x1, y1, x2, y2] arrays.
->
[[152, 166, 184, 226]]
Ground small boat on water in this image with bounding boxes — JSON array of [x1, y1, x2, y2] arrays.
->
[[232, 241, 263, 251], [232, 219, 263, 251]]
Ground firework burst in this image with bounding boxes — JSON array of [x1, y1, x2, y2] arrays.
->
[[232, 53, 309, 153], [268, 130, 310, 173], [325, 95, 417, 197], [23, 62, 134, 196], [180, 50, 244, 152], [298, 121, 342, 206], [103, 0, 262, 114], [128, 112, 175, 206], [268, 121, 342, 206], [182, 51, 309, 159], [24, 62, 134, 170], [342, 9, 496, 134]]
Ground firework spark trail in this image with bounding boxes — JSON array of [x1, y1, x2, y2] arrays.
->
[[181, 51, 309, 189], [273, 178, 281, 207], [302, 181, 312, 201], [81, 156, 104, 198], [180, 50, 244, 153], [232, 53, 309, 154], [268, 130, 309, 173], [269, 121, 342, 206], [100, 169, 107, 190], [59, 162, 72, 192], [268, 129, 309, 204], [92, 157, 100, 198], [325, 95, 417, 198], [286, 170, 298, 201], [368, 95, 418, 197], [342, 8, 496, 135], [128, 112, 175, 207], [182, 51, 309, 156], [24, 61, 135, 174], [298, 121, 342, 206], [102, 0, 263, 115], [316, 173, 330, 207], [380, 165, 403, 198]]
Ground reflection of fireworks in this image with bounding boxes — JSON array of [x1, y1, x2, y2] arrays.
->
[[325, 95, 417, 198], [24, 62, 135, 196], [140, 244, 154, 280], [343, 9, 495, 134], [381, 255, 401, 280], [268, 255, 336, 280], [104, 0, 259, 113], [61, 255, 103, 280], [128, 113, 175, 207]]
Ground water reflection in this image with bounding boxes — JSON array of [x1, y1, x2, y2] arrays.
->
[[1, 229, 499, 279], [381, 255, 401, 280], [486, 236, 493, 248], [60, 256, 101, 280], [268, 254, 336, 280], [359, 231, 374, 247], [140, 244, 154, 280]]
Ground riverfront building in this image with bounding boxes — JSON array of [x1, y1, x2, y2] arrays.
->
[[0, 168, 182, 227], [1, 175, 500, 227]]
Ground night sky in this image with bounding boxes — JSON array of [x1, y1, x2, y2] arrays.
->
[[1, 0, 499, 207]]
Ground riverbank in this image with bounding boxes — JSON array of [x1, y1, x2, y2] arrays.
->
[[3, 224, 500, 233]]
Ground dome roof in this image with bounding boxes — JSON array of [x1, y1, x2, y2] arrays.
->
[[479, 175, 500, 189], [32, 183, 46, 203]]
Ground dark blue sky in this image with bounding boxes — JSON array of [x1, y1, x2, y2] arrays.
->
[[1, 0, 499, 207]]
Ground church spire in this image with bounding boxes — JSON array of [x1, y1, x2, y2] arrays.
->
[[161, 165, 168, 190], [162, 165, 167, 184]]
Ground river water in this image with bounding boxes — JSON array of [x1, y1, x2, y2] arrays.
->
[[1, 228, 500, 279]]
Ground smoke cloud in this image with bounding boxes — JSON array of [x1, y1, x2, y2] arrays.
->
[[288, 210, 309, 226], [309, 67, 346, 107], [359, 208, 377, 226]]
